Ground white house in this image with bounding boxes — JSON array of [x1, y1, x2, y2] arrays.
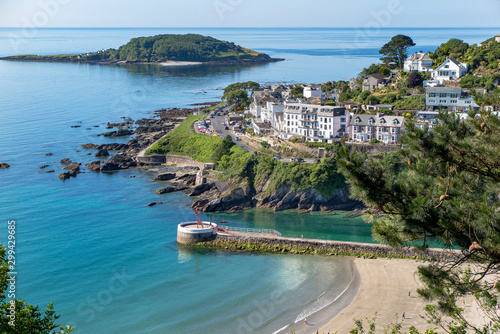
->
[[404, 52, 433, 72], [496, 34, 500, 43], [303, 86, 323, 99], [431, 57, 468, 84], [282, 102, 349, 143], [350, 114, 405, 144]]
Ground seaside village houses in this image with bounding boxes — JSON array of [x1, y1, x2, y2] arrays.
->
[[249, 85, 408, 145]]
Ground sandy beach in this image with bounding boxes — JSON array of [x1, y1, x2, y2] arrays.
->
[[303, 258, 437, 334], [159, 60, 202, 66]]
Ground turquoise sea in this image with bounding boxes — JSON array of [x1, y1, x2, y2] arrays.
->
[[0, 28, 498, 333]]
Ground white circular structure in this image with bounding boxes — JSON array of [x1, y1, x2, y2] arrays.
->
[[177, 221, 218, 244]]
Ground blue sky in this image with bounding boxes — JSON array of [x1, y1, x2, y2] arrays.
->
[[0, 0, 499, 28]]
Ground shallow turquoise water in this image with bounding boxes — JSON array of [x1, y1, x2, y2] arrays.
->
[[0, 27, 496, 333]]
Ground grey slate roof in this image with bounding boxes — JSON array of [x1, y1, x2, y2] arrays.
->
[[426, 87, 463, 94], [351, 115, 404, 128]]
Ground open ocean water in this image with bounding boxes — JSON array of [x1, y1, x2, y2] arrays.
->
[[0, 27, 498, 333]]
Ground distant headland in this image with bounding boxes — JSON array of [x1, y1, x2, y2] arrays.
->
[[0, 33, 284, 65]]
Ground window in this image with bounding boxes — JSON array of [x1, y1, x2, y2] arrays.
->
[[444, 65, 449, 69], [341, 117, 346, 123], [465, 101, 471, 104], [439, 99, 447, 104], [429, 99, 436, 103], [450, 100, 457, 104], [439, 93, 447, 98], [450, 93, 458, 98], [429, 93, 436, 98]]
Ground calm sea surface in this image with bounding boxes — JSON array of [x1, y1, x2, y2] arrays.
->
[[0, 28, 497, 333]]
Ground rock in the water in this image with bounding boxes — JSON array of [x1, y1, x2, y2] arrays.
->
[[71, 125, 81, 128], [82, 143, 100, 149], [95, 149, 109, 157], [100, 129, 134, 137], [176, 173, 197, 186], [154, 173, 176, 181], [100, 162, 120, 172], [39, 165, 50, 169], [147, 201, 164, 207], [85, 161, 102, 171], [39, 170, 55, 174], [60, 158, 72, 164], [63, 163, 81, 170], [58, 167, 80, 180], [0, 163, 10, 169], [45, 153, 53, 156]]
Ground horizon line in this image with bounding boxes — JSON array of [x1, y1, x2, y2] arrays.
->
[[0, 26, 499, 29]]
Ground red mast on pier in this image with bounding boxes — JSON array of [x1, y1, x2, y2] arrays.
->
[[195, 208, 203, 228]]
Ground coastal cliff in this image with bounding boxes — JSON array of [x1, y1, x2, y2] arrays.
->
[[191, 180, 362, 212]]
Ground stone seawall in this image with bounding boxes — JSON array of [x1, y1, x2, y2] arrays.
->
[[197, 233, 461, 261]]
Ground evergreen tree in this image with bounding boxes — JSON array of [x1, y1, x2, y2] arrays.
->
[[379, 35, 415, 69], [338, 108, 500, 333]]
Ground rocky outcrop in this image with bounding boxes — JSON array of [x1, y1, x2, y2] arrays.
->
[[39, 165, 50, 169], [155, 186, 186, 195], [100, 154, 136, 172], [100, 129, 134, 137], [63, 163, 81, 170], [82, 143, 129, 151], [58, 164, 80, 180], [60, 158, 72, 164], [154, 173, 176, 181], [192, 181, 363, 213], [95, 149, 109, 157], [0, 163, 10, 169], [85, 161, 102, 171], [147, 201, 164, 207], [188, 183, 214, 197], [45, 153, 53, 156]]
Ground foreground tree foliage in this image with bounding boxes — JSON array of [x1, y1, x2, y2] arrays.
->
[[338, 109, 500, 333], [0, 244, 73, 333]]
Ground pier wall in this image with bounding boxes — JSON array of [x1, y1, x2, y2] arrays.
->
[[198, 233, 460, 261]]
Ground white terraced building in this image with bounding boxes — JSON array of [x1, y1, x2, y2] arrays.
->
[[282, 102, 349, 143], [350, 114, 405, 144]]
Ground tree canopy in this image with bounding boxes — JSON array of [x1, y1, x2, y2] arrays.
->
[[379, 35, 416, 69], [338, 105, 500, 332]]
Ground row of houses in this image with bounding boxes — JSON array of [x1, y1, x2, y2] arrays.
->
[[249, 95, 406, 144], [403, 53, 469, 86]]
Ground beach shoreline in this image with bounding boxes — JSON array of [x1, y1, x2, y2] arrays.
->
[[311, 258, 434, 334]]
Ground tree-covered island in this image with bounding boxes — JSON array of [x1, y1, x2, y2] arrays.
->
[[0, 34, 283, 65]]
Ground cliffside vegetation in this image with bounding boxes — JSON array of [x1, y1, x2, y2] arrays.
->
[[5, 34, 273, 64]]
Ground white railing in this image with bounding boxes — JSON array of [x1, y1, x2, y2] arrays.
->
[[219, 226, 282, 237]]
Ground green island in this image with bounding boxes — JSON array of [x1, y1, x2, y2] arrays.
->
[[0, 34, 283, 65]]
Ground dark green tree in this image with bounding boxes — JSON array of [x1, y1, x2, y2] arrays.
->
[[378, 66, 391, 77], [407, 71, 423, 88], [225, 89, 249, 109], [379, 35, 416, 69], [0, 243, 73, 333], [291, 85, 304, 98], [223, 81, 260, 99], [338, 108, 500, 333], [212, 135, 235, 163]]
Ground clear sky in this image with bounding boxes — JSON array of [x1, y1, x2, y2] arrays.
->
[[0, 0, 499, 28]]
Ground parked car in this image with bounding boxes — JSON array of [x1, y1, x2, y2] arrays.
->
[[234, 136, 240, 141], [273, 155, 282, 160], [224, 126, 229, 130], [297, 158, 304, 163]]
